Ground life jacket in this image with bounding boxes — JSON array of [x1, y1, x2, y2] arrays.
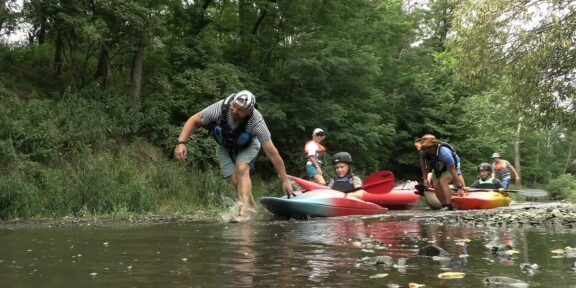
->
[[210, 95, 253, 150], [474, 177, 501, 189], [304, 141, 326, 166], [493, 160, 512, 178], [423, 143, 459, 178], [331, 175, 357, 193]]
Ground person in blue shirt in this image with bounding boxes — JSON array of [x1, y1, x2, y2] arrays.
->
[[415, 134, 464, 211]]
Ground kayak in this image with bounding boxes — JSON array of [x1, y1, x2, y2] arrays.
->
[[362, 181, 421, 210], [260, 189, 388, 218], [416, 185, 511, 210], [289, 175, 420, 210], [451, 191, 512, 210]]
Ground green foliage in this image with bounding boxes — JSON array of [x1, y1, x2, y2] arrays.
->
[[547, 174, 576, 200], [1, 0, 574, 220]]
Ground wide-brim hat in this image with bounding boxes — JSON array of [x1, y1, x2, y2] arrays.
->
[[415, 134, 440, 150]]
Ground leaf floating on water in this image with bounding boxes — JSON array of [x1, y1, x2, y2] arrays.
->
[[551, 249, 565, 254], [368, 273, 388, 279], [408, 283, 426, 288], [89, 272, 98, 277], [437, 272, 465, 279]]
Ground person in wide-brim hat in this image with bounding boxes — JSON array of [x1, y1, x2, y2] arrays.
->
[[415, 134, 464, 211], [415, 134, 441, 151]]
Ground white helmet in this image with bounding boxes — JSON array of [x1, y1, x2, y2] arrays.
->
[[233, 90, 256, 111]]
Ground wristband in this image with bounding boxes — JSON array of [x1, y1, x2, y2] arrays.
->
[[177, 140, 187, 145]]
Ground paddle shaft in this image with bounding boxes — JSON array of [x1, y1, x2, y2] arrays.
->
[[460, 188, 547, 197]]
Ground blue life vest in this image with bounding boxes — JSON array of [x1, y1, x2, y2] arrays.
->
[[211, 95, 253, 150], [331, 176, 356, 193], [423, 143, 459, 178]]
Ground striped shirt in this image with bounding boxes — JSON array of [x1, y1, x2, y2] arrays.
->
[[200, 99, 272, 144]]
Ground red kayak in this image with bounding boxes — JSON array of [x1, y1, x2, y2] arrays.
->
[[260, 189, 388, 218], [287, 174, 420, 210]]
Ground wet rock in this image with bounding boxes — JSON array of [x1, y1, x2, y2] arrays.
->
[[519, 263, 539, 276], [490, 244, 513, 255], [483, 276, 528, 287], [351, 235, 387, 249], [360, 255, 393, 266], [418, 245, 449, 257]]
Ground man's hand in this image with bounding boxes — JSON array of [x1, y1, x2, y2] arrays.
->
[[282, 179, 295, 198], [174, 143, 188, 161]]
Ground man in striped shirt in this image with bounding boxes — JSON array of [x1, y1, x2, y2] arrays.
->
[[174, 90, 293, 219]]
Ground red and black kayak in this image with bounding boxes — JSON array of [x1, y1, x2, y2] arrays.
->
[[287, 174, 420, 210], [260, 189, 388, 218], [260, 171, 419, 218]]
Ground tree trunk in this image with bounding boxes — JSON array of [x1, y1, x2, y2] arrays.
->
[[129, 39, 146, 108], [564, 133, 574, 174], [514, 116, 522, 186], [94, 42, 111, 88], [0, 0, 6, 31], [53, 30, 64, 75], [238, 0, 250, 63]]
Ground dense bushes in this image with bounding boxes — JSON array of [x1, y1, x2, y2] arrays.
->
[[547, 174, 576, 200]]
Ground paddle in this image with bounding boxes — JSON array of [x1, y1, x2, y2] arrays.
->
[[361, 171, 395, 194], [287, 170, 395, 194], [464, 188, 548, 197]]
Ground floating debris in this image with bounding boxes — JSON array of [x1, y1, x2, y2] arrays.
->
[[437, 271, 465, 279], [408, 283, 426, 288], [368, 273, 388, 279], [550, 246, 576, 258], [454, 238, 471, 246], [89, 272, 98, 277]]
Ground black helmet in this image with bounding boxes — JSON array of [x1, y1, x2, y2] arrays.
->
[[332, 152, 352, 165], [478, 162, 492, 172]]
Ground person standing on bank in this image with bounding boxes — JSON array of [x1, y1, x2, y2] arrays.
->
[[304, 128, 327, 184], [174, 90, 293, 217], [415, 134, 464, 211], [491, 152, 520, 189]]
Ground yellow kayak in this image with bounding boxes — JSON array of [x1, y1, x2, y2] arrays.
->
[[451, 191, 511, 210]]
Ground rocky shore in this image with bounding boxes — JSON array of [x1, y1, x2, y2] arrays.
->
[[410, 201, 576, 228], [1, 201, 574, 229]]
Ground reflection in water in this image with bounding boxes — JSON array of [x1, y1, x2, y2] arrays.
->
[[1, 218, 576, 287]]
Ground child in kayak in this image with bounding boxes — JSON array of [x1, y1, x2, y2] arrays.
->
[[469, 163, 505, 191], [327, 152, 365, 199]]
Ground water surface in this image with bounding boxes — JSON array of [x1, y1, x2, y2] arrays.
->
[[1, 212, 575, 287]]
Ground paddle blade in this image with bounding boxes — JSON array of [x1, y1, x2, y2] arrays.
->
[[362, 171, 395, 194], [512, 189, 548, 197]]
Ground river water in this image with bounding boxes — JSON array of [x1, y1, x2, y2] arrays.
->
[[1, 211, 575, 288]]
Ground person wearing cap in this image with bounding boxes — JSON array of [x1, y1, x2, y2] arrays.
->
[[415, 134, 464, 211], [174, 90, 293, 219], [304, 128, 327, 184], [491, 153, 520, 189]]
